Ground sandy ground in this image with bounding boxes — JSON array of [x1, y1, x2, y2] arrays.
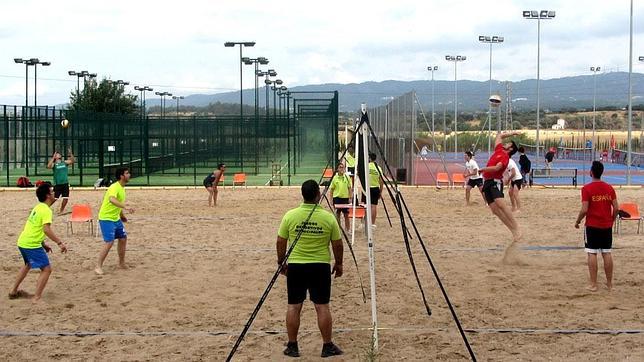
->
[[0, 185, 643, 361]]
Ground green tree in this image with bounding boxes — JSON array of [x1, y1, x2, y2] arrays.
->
[[68, 78, 138, 113]]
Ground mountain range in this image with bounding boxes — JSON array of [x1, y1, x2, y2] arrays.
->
[[145, 72, 644, 113]]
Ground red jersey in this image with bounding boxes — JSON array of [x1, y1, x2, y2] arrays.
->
[[483, 143, 509, 180], [581, 180, 617, 228]]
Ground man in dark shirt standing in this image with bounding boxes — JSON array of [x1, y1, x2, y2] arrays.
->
[[518, 147, 531, 187]]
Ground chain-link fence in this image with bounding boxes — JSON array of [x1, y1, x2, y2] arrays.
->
[[1, 93, 338, 187], [366, 91, 416, 184]]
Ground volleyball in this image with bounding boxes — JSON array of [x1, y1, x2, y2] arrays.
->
[[61, 119, 70, 128]]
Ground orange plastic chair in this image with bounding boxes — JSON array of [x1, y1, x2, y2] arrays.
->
[[348, 207, 366, 219], [616, 202, 642, 234], [217, 175, 225, 187], [322, 168, 334, 178], [233, 173, 247, 189], [436, 172, 451, 188], [452, 173, 466, 188], [67, 204, 95, 236]]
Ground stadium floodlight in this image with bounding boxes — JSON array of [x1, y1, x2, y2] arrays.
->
[[224, 40, 256, 173], [523, 9, 556, 167], [244, 57, 272, 171], [172, 95, 184, 117], [15, 57, 51, 107], [154, 91, 172, 118], [427, 65, 439, 152], [479, 34, 505, 151], [445, 54, 466, 158], [590, 66, 602, 161]]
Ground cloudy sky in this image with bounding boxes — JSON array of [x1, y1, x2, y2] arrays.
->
[[1, 0, 642, 106]]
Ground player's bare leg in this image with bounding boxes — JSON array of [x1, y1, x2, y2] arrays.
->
[[117, 237, 128, 269], [95, 242, 114, 275], [32, 266, 52, 303], [587, 253, 599, 291], [602, 252, 613, 291], [59, 198, 69, 214], [9, 264, 31, 299]]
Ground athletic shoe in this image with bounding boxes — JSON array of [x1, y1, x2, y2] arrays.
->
[[283, 342, 300, 358], [321, 342, 343, 358]]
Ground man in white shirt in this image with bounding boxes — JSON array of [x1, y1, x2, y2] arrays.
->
[[463, 151, 483, 205], [504, 158, 524, 212]]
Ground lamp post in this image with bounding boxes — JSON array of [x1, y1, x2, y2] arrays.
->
[[523, 9, 556, 167], [172, 95, 184, 117], [154, 91, 172, 118], [225, 41, 255, 173], [134, 86, 154, 118], [242, 56, 269, 124], [68, 70, 94, 96], [270, 79, 284, 121], [479, 35, 504, 154], [590, 67, 600, 161], [445, 55, 466, 158], [277, 86, 288, 115], [427, 66, 438, 152], [15, 58, 50, 107], [107, 79, 129, 113], [261, 69, 277, 118]]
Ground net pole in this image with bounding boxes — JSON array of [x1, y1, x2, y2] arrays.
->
[[360, 105, 378, 351]]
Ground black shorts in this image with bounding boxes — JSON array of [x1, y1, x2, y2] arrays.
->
[[54, 183, 70, 198], [584, 226, 613, 253], [203, 181, 213, 188], [511, 179, 523, 189], [467, 178, 483, 188], [287, 263, 332, 304], [333, 197, 349, 214], [361, 187, 381, 205], [482, 179, 503, 205]]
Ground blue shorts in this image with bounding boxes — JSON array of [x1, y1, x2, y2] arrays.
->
[[19, 246, 50, 269], [99, 220, 127, 243]]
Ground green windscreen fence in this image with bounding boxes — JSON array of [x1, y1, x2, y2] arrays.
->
[[0, 92, 338, 187]]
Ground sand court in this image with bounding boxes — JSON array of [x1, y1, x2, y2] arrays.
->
[[1, 187, 643, 360]]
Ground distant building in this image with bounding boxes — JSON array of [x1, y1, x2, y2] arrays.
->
[[551, 118, 566, 130]]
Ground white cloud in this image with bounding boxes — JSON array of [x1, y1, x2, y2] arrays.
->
[[0, 0, 643, 106]]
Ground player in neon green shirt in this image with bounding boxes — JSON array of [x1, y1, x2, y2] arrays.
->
[[10, 183, 67, 303], [344, 145, 355, 176], [276, 180, 344, 358], [329, 163, 352, 229], [95, 167, 134, 275], [360, 152, 384, 225]]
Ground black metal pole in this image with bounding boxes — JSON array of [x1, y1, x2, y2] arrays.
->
[[239, 45, 244, 173], [34, 64, 37, 108], [25, 64, 29, 107]]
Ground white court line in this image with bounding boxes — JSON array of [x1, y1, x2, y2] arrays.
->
[[1, 327, 642, 337], [0, 246, 640, 254]]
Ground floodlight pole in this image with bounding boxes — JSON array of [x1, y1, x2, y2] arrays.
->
[[524, 9, 555, 167], [626, 0, 633, 185], [427, 66, 438, 152], [224, 41, 256, 173], [479, 35, 504, 154], [591, 67, 600, 161], [445, 55, 466, 158]]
